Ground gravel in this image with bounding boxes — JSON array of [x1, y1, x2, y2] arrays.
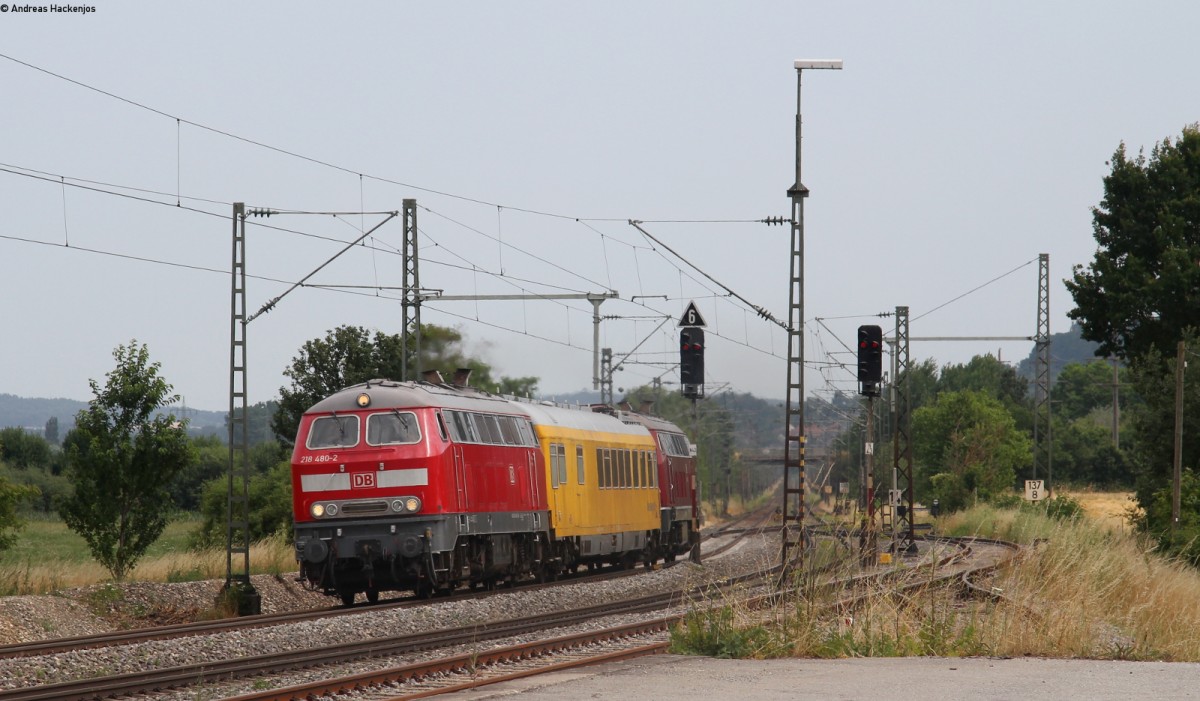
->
[[0, 531, 773, 699]]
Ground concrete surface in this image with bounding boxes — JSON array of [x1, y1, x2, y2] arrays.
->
[[439, 654, 1200, 700]]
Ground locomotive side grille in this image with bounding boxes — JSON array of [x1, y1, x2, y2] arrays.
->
[[341, 500, 389, 515]]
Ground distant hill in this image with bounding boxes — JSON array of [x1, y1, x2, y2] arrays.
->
[[536, 389, 602, 406], [0, 394, 88, 432], [1016, 323, 1105, 382], [0, 393, 226, 439]]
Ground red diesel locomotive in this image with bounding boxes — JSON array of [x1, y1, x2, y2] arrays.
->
[[291, 374, 702, 603], [618, 409, 702, 562]]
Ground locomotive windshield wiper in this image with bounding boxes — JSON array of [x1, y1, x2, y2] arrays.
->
[[392, 409, 415, 442], [330, 411, 345, 444]]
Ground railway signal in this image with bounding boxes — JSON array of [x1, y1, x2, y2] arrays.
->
[[680, 328, 705, 399], [857, 324, 883, 396]]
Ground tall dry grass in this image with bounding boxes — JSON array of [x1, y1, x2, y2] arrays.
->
[[946, 505, 1200, 660], [673, 499, 1200, 661], [0, 533, 295, 596]]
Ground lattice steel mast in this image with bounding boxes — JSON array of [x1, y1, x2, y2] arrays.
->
[[891, 305, 916, 553], [224, 202, 259, 614], [402, 199, 421, 381], [780, 59, 842, 578], [1033, 253, 1051, 490]]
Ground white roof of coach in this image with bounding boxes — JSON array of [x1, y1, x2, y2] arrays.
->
[[520, 402, 651, 437]]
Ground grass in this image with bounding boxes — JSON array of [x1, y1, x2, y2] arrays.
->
[[0, 514, 294, 595], [672, 493, 1200, 662]]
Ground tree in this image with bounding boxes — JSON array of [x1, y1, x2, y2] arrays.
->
[[1122, 342, 1200, 529], [1067, 126, 1200, 556], [59, 342, 194, 580], [1051, 361, 1125, 422], [0, 427, 52, 470], [273, 324, 538, 444], [44, 417, 59, 446], [228, 401, 280, 447], [938, 355, 1028, 409], [1139, 468, 1200, 566], [903, 359, 942, 413], [192, 460, 293, 548], [1066, 125, 1200, 362], [169, 435, 229, 511], [1050, 416, 1131, 488], [912, 390, 1030, 513], [0, 478, 38, 552]]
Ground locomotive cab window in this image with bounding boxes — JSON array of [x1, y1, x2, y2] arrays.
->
[[367, 412, 421, 445], [307, 415, 360, 450], [497, 416, 524, 445], [658, 432, 691, 458], [443, 410, 537, 448]]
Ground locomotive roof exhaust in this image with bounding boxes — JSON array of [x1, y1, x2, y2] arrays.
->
[[452, 368, 472, 387], [639, 399, 655, 415], [422, 370, 445, 384]]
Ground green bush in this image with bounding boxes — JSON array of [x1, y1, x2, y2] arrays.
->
[[670, 606, 775, 658], [1040, 495, 1085, 521], [191, 460, 293, 549], [988, 493, 1024, 510]]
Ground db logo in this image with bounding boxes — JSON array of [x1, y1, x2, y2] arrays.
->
[[351, 472, 377, 489]]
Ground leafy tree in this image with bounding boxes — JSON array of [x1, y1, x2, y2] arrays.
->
[[169, 435, 229, 511], [912, 390, 1030, 513], [938, 355, 1029, 421], [1134, 468, 1200, 566], [1050, 416, 1131, 488], [1065, 126, 1200, 557], [0, 427, 52, 470], [0, 478, 38, 551], [904, 358, 942, 413], [1066, 125, 1200, 362], [272, 325, 404, 444], [1122, 342, 1200, 528], [44, 417, 59, 446], [59, 342, 194, 580], [1051, 361, 1125, 422], [192, 460, 293, 547], [0, 464, 69, 513], [227, 401, 280, 446], [273, 324, 538, 444]]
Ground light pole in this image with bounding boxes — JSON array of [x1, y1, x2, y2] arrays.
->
[[781, 58, 843, 575]]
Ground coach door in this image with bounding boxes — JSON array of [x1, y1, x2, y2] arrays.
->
[[453, 445, 468, 510], [528, 450, 541, 508]]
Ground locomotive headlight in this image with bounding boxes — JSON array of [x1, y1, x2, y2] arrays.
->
[[326, 503, 339, 516], [311, 503, 325, 518], [390, 497, 421, 513]]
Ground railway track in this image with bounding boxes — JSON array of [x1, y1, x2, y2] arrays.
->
[[0, 506, 768, 663], [0, 553, 673, 660], [0, 526, 1005, 701], [0, 553, 766, 701], [199, 535, 1018, 701]]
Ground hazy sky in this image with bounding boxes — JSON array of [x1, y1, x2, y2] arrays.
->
[[2, 2, 1198, 412]]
